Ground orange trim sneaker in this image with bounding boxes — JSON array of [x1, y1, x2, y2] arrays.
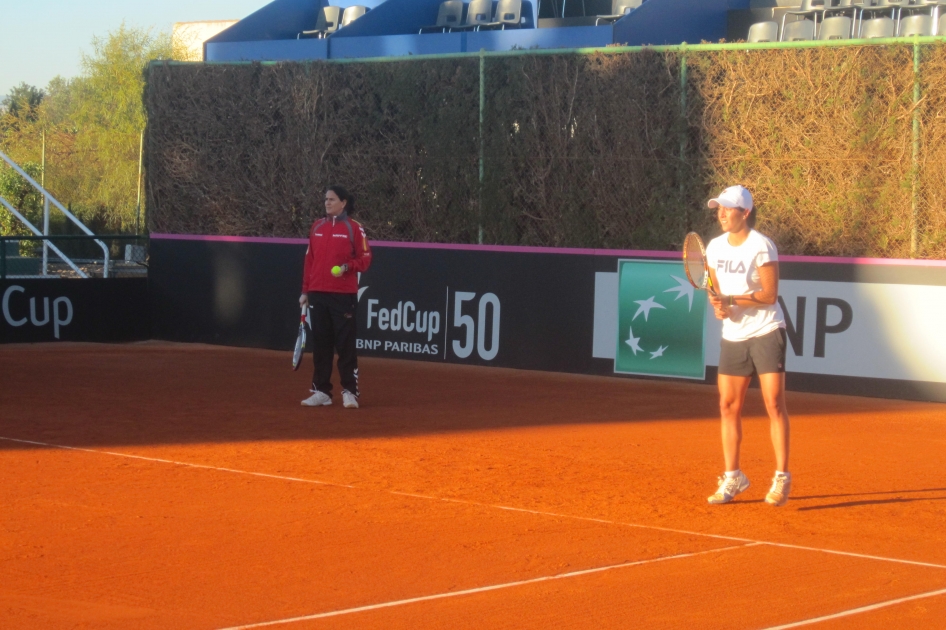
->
[[707, 471, 750, 505], [765, 473, 792, 507]]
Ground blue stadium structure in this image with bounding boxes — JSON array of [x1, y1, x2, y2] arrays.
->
[[205, 0, 749, 62]]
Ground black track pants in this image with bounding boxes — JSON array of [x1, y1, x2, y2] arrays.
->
[[308, 291, 359, 397]]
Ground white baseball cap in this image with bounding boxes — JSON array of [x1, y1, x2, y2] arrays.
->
[[708, 185, 753, 211]]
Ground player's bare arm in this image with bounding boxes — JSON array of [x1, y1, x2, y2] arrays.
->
[[726, 262, 778, 307]]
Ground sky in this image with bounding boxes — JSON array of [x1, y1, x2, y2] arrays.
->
[[0, 0, 268, 99]]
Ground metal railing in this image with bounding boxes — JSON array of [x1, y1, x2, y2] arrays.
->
[[0, 235, 148, 280], [0, 149, 111, 277]]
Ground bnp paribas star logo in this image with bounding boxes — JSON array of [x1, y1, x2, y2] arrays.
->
[[614, 259, 707, 379]]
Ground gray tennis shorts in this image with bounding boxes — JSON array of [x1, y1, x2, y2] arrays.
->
[[718, 328, 787, 377]]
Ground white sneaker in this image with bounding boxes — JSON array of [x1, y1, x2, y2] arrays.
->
[[342, 390, 359, 409], [707, 471, 750, 505], [301, 390, 332, 407], [765, 473, 792, 507]]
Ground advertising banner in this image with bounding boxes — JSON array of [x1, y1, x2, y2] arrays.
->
[[149, 237, 599, 373], [150, 235, 946, 401], [0, 279, 149, 344], [594, 273, 946, 383], [614, 260, 707, 380], [352, 245, 598, 373], [776, 280, 946, 384]]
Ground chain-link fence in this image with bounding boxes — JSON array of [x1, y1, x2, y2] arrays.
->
[[0, 235, 148, 279], [145, 60, 480, 243], [145, 41, 946, 259]]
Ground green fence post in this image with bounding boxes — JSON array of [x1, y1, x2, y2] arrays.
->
[[479, 48, 486, 245], [912, 38, 921, 258], [679, 44, 689, 231]]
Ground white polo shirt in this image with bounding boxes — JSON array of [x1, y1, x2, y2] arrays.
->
[[705, 229, 785, 342]]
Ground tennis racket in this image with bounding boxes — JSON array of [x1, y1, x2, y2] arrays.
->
[[291, 304, 308, 371], [682, 232, 718, 297]]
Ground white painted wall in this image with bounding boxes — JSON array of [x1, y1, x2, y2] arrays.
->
[[173, 21, 238, 61]]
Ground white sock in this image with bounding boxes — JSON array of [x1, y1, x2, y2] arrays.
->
[[725, 470, 741, 479], [776, 470, 791, 479]]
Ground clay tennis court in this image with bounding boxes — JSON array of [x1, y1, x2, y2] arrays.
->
[[2, 342, 945, 629]]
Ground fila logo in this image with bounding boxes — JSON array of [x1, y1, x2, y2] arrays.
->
[[716, 260, 747, 274]]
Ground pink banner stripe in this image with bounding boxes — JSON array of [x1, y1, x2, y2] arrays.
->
[[148, 233, 677, 258], [368, 240, 680, 258], [148, 233, 946, 266], [780, 254, 946, 267], [150, 233, 307, 245]]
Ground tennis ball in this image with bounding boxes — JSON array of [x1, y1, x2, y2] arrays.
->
[[331, 265, 342, 276]]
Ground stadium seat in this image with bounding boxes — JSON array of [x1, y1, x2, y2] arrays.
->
[[781, 0, 824, 41], [297, 6, 343, 39], [479, 0, 524, 29], [824, 0, 867, 38], [419, 0, 465, 33], [819, 15, 852, 39], [594, 0, 642, 25], [452, 0, 495, 30], [782, 18, 816, 40], [904, 0, 946, 34], [899, 13, 934, 35], [340, 5, 369, 28], [747, 21, 779, 42], [860, 0, 905, 35], [860, 16, 896, 37]]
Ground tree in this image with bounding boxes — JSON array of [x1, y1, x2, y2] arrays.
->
[[1, 83, 45, 121], [68, 24, 173, 230], [0, 24, 176, 235], [41, 77, 79, 127], [0, 162, 43, 236], [74, 24, 172, 136]]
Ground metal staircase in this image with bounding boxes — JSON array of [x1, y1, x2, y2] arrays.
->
[[0, 149, 110, 278]]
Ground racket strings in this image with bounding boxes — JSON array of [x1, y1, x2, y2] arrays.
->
[[683, 235, 708, 289]]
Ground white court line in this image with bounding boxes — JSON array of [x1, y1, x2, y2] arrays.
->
[[412, 498, 946, 570], [0, 436, 356, 490], [216, 543, 758, 630], [3, 435, 946, 572], [759, 586, 946, 629]]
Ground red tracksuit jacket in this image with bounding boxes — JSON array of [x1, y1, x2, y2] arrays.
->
[[302, 212, 372, 294]]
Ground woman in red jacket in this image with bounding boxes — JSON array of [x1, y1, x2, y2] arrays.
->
[[299, 186, 372, 408]]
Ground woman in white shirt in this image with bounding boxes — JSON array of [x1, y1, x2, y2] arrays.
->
[[703, 185, 791, 507]]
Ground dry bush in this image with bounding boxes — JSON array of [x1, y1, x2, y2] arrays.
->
[[917, 43, 946, 259], [145, 60, 478, 241], [483, 51, 686, 249], [145, 46, 946, 258], [687, 45, 915, 258]]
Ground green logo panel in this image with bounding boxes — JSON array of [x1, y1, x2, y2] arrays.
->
[[615, 260, 706, 379]]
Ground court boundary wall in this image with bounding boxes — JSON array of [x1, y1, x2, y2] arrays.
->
[[0, 278, 149, 344], [148, 234, 946, 403]]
